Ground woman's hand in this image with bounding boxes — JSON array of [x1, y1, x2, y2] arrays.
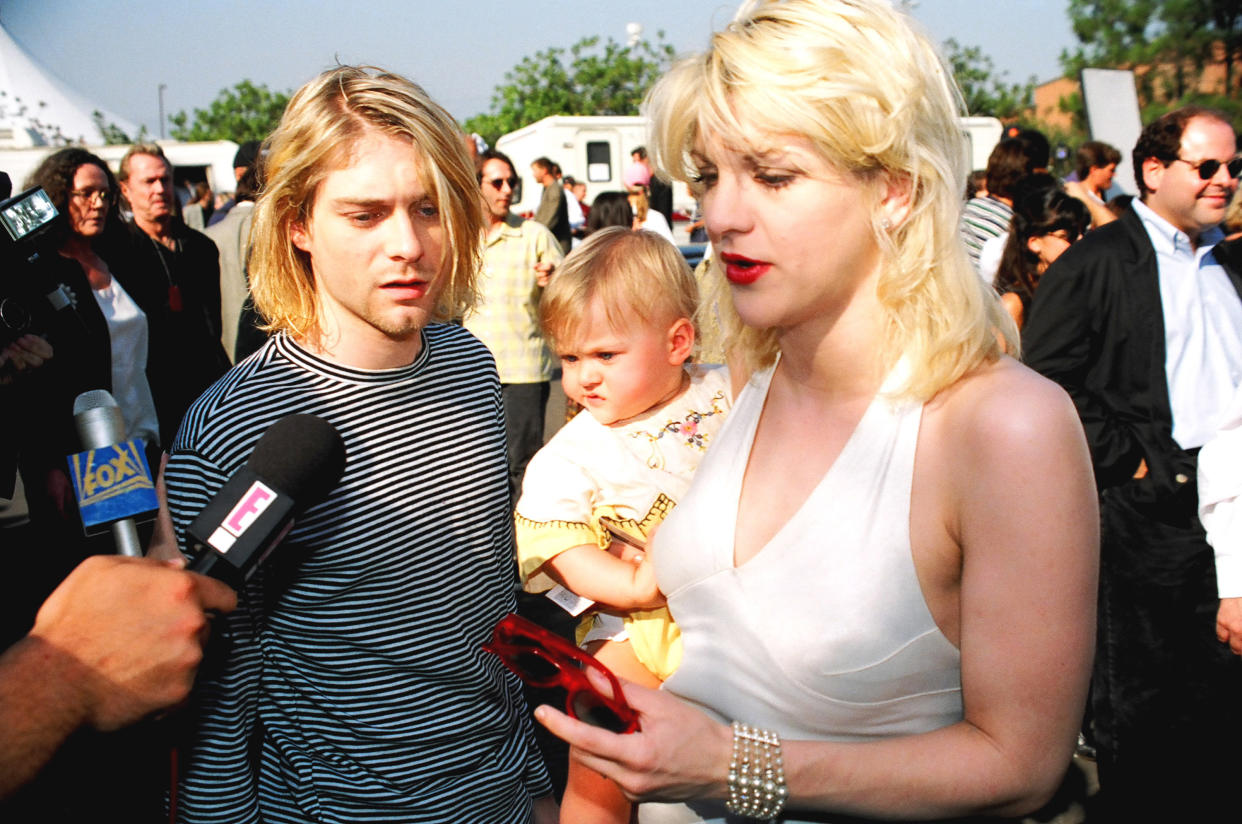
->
[[534, 673, 732, 803]]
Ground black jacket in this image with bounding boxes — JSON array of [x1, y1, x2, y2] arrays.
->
[[1023, 207, 1242, 514], [110, 220, 229, 445]]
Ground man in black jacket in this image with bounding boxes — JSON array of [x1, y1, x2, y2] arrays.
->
[[116, 144, 229, 444], [1024, 106, 1242, 819]]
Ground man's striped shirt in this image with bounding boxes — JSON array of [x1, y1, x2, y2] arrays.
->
[[165, 328, 552, 823]]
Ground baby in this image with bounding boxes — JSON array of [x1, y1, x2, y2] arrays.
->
[[515, 226, 732, 821]]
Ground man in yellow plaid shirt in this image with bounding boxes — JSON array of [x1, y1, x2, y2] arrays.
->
[[465, 149, 564, 498]]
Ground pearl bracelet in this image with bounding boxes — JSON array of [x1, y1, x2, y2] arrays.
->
[[726, 721, 789, 820]]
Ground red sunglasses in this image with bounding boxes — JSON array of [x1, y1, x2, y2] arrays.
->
[[483, 613, 640, 734]]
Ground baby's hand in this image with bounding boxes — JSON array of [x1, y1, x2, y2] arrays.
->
[[534, 261, 555, 288], [631, 557, 665, 609], [607, 540, 645, 564]]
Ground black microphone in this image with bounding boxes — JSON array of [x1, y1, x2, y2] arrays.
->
[[186, 414, 346, 588], [69, 390, 159, 557]]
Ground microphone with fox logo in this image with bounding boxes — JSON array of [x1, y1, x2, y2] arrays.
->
[[186, 414, 346, 589], [69, 390, 159, 558]]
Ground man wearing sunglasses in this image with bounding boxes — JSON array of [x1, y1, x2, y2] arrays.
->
[[464, 149, 563, 499], [1024, 106, 1242, 820]]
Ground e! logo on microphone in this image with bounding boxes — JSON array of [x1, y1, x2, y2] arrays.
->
[[207, 481, 278, 553]]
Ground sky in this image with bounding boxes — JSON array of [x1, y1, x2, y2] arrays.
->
[[0, 0, 1077, 139]]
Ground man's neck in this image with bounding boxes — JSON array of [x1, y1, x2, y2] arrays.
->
[[1138, 196, 1204, 249], [486, 212, 507, 240], [295, 327, 423, 371], [135, 215, 174, 248]]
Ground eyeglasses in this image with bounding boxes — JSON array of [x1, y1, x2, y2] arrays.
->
[[69, 189, 113, 205], [1173, 156, 1242, 180], [483, 613, 640, 734], [482, 176, 520, 191]]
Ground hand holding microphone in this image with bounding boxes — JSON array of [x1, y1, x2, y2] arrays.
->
[[0, 555, 238, 799]]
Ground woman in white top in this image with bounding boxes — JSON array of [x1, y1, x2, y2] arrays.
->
[[22, 149, 160, 527], [536, 2, 1098, 821], [629, 185, 677, 244]]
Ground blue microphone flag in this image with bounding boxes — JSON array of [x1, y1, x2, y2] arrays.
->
[[67, 439, 159, 533]]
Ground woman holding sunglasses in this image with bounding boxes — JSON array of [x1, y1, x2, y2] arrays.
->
[[535, 2, 1097, 821]]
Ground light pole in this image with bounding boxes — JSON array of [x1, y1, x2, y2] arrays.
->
[[158, 84, 167, 139], [626, 22, 642, 48]]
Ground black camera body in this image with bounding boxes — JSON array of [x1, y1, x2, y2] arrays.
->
[[1, 172, 76, 348]]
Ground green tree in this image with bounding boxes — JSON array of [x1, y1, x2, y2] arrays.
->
[[943, 38, 1036, 119], [168, 80, 291, 143], [463, 34, 676, 145], [91, 110, 147, 145], [1061, 0, 1240, 118]]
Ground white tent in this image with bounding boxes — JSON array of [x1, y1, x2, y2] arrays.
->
[[0, 22, 139, 149]]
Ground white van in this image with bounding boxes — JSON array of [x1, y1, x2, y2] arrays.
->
[[496, 115, 695, 218]]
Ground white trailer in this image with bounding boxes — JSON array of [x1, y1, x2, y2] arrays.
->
[[960, 116, 1005, 173], [1, 139, 240, 196], [495, 115, 696, 217]]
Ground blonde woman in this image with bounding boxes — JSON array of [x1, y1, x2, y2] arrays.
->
[[536, 2, 1098, 821]]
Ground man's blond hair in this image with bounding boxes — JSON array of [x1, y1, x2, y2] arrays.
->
[[250, 65, 483, 339], [646, 0, 1014, 400], [540, 227, 698, 351]]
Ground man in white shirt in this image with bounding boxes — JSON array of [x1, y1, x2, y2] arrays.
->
[[1024, 107, 1242, 820], [1199, 368, 1242, 656]]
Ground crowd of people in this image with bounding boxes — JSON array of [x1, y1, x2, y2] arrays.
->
[[2, 0, 1241, 822]]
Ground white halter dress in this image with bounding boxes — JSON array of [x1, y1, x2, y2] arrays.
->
[[646, 364, 963, 823]]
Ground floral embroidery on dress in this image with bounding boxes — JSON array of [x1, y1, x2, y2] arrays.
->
[[629, 390, 729, 470]]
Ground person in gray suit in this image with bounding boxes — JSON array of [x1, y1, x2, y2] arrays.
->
[[205, 164, 259, 361]]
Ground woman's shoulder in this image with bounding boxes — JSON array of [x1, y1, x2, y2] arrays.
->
[[925, 356, 1082, 459]]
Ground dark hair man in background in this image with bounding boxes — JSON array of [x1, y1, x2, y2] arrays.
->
[[1024, 105, 1242, 820]]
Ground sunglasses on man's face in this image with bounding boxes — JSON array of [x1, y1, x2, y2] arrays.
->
[[1174, 155, 1242, 180], [483, 613, 640, 734], [483, 176, 520, 191]]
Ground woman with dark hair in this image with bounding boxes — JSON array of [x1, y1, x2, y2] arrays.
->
[[21, 148, 160, 540], [585, 191, 634, 234], [994, 184, 1090, 329]]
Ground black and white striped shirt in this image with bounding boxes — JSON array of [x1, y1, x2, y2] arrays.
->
[[166, 327, 551, 823]]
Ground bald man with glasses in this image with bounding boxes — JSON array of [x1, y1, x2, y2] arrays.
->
[[464, 148, 563, 498]]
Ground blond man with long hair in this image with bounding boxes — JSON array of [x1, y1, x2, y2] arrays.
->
[[163, 66, 555, 823], [536, 2, 1097, 821]]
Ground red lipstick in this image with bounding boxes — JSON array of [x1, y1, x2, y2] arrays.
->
[[720, 253, 770, 285]]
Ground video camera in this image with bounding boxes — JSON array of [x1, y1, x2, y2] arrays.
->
[[0, 170, 76, 349]]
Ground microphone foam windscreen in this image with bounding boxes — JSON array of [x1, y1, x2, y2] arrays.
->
[[246, 414, 346, 503], [73, 388, 120, 416]]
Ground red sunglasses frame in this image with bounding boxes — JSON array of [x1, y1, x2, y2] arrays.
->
[[483, 613, 640, 734]]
